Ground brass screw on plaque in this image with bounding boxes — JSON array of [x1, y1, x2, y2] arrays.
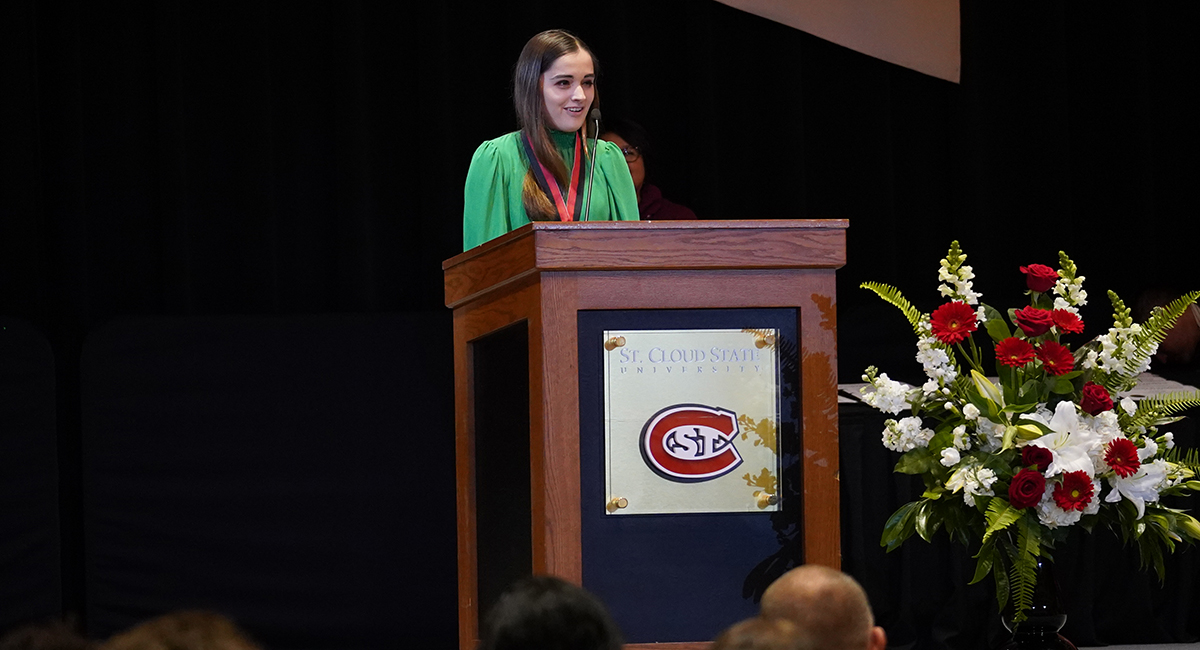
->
[[755, 492, 779, 509], [754, 334, 777, 349], [604, 336, 627, 351], [606, 497, 629, 512]]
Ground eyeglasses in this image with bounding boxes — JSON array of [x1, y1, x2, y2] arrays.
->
[[618, 146, 641, 163]]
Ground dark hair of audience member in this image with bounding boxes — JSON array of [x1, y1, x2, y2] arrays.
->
[[601, 118, 650, 160], [711, 617, 812, 650], [0, 618, 92, 650], [98, 611, 260, 650], [479, 575, 623, 650]]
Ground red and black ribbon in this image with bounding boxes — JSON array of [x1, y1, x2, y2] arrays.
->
[[522, 132, 586, 222]]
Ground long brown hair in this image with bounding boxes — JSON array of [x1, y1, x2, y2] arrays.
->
[[513, 29, 599, 221]]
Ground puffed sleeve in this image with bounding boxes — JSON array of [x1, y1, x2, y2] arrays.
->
[[592, 139, 640, 222], [463, 140, 513, 251]]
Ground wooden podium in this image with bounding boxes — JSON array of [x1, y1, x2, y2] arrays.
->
[[443, 220, 847, 649]]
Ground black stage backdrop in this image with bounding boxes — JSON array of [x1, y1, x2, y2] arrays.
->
[[2, 0, 1199, 647]]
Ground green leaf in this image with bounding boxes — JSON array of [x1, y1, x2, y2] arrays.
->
[[895, 447, 938, 475], [985, 317, 1012, 343], [915, 501, 944, 543], [970, 539, 996, 584], [881, 501, 921, 551], [1049, 377, 1075, 395], [992, 556, 1010, 612]]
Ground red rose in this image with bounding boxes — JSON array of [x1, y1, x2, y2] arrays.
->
[[1020, 264, 1059, 292], [1009, 468, 1047, 509], [1080, 382, 1113, 415], [995, 337, 1036, 367], [1051, 309, 1084, 334], [1022, 445, 1053, 472], [1014, 306, 1054, 337], [1104, 438, 1140, 478], [1036, 340, 1075, 375], [1052, 471, 1094, 512], [930, 301, 978, 345]]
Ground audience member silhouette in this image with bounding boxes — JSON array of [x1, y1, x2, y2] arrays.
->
[[99, 611, 260, 650], [760, 565, 886, 650], [711, 616, 812, 650], [600, 118, 697, 221], [479, 575, 622, 650]]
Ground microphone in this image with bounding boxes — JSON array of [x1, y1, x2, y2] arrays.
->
[[582, 108, 602, 222]]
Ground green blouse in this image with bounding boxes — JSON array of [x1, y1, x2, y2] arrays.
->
[[462, 129, 640, 250]]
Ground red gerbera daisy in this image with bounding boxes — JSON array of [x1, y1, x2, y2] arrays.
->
[[995, 337, 1036, 367], [1051, 309, 1085, 334], [930, 301, 978, 345], [1036, 340, 1075, 376], [1052, 470, 1095, 512], [1104, 438, 1141, 478]]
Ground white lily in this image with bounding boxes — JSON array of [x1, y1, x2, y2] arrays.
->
[[1024, 401, 1101, 477], [1104, 459, 1168, 519]]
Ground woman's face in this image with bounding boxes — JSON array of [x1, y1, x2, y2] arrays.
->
[[541, 49, 595, 132], [600, 131, 644, 195]]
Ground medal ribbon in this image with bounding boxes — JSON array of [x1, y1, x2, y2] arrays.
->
[[522, 132, 586, 222]]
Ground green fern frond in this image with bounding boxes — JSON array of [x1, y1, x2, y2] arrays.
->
[[1127, 291, 1200, 374], [982, 499, 1022, 544], [1165, 447, 1200, 474], [861, 282, 927, 335], [1131, 390, 1200, 429], [1007, 522, 1040, 623]]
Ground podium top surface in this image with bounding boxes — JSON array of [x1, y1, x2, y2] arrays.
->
[[443, 219, 848, 308]]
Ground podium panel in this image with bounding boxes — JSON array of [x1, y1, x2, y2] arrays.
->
[[444, 220, 846, 649], [579, 308, 801, 643]]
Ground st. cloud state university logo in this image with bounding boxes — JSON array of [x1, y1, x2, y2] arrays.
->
[[640, 404, 743, 482]]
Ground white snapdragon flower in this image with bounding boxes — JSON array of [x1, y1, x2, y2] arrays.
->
[[882, 416, 936, 452], [962, 404, 980, 420], [940, 447, 961, 467], [952, 425, 971, 450], [861, 373, 912, 415], [937, 260, 981, 304], [946, 462, 997, 507], [1162, 432, 1175, 450], [1052, 276, 1087, 308]]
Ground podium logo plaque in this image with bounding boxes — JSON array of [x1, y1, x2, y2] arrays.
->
[[603, 328, 781, 515]]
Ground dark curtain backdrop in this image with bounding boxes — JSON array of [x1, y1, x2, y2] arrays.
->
[[2, 0, 1199, 645]]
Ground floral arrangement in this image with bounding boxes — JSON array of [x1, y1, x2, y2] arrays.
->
[[860, 241, 1200, 621]]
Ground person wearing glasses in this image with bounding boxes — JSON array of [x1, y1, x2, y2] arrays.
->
[[462, 30, 640, 251], [600, 118, 697, 221]]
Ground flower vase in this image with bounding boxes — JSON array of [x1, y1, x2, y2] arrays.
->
[[996, 559, 1076, 650]]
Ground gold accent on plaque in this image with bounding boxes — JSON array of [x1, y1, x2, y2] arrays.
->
[[606, 497, 629, 512], [604, 336, 627, 351], [743, 467, 778, 496], [739, 415, 778, 455]]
